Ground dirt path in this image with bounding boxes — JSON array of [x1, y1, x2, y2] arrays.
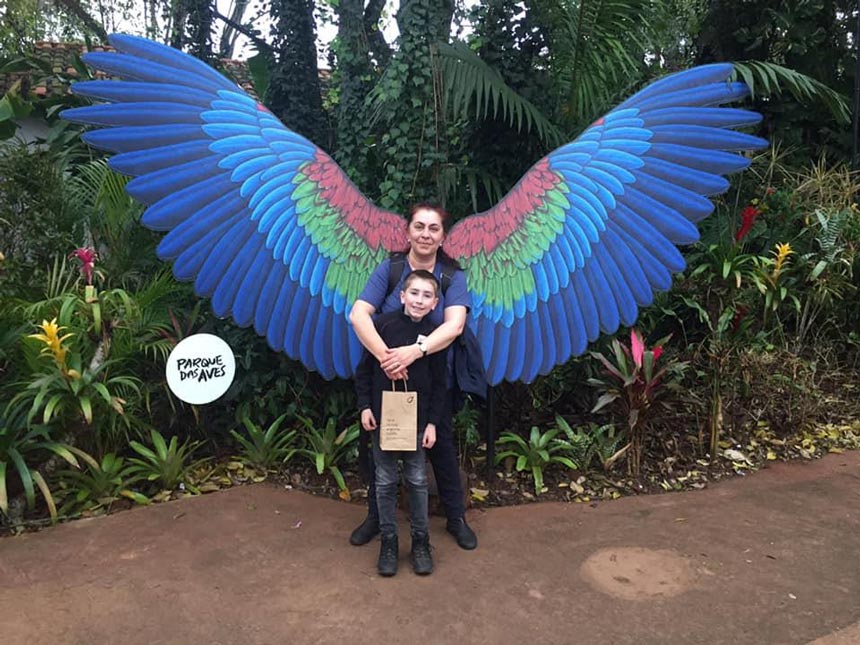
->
[[2, 452, 858, 645]]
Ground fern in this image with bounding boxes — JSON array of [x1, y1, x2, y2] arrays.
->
[[732, 61, 850, 124], [435, 41, 563, 149]]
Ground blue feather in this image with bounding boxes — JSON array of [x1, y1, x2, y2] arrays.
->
[[80, 125, 205, 153], [81, 51, 231, 94], [594, 245, 637, 326], [582, 260, 620, 334], [219, 147, 273, 170], [255, 262, 287, 336], [648, 143, 752, 174], [234, 251, 274, 326], [230, 154, 280, 183], [108, 34, 239, 90], [156, 191, 245, 256], [571, 271, 600, 341], [617, 64, 733, 109], [210, 135, 268, 155], [62, 102, 203, 127], [109, 141, 212, 175], [261, 204, 294, 245], [640, 158, 729, 195], [250, 177, 299, 214], [172, 210, 246, 280], [212, 227, 265, 318], [127, 157, 224, 203], [620, 188, 700, 244], [70, 80, 214, 106], [601, 226, 652, 306], [288, 234, 313, 282], [650, 125, 767, 151], [643, 107, 762, 128], [548, 295, 571, 363], [274, 217, 302, 261], [630, 172, 716, 222], [145, 182, 241, 232], [562, 283, 588, 356], [202, 109, 261, 127], [195, 218, 255, 296]]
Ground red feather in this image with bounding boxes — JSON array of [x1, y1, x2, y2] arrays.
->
[[445, 158, 561, 258], [303, 150, 407, 253]]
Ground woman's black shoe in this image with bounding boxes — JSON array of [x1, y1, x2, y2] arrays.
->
[[377, 534, 399, 576], [446, 517, 477, 550], [349, 515, 379, 546]]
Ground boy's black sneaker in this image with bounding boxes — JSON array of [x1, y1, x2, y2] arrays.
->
[[411, 534, 433, 575], [349, 514, 379, 546], [377, 534, 398, 577], [446, 517, 477, 550]]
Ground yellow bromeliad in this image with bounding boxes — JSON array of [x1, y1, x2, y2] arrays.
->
[[28, 318, 79, 377], [772, 242, 794, 278]]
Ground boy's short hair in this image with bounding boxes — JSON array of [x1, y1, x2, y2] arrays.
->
[[402, 269, 440, 296]]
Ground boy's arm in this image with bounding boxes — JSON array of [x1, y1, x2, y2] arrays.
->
[[354, 352, 373, 412]]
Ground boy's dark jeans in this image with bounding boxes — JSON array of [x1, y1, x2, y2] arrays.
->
[[358, 388, 465, 521], [371, 433, 429, 538]]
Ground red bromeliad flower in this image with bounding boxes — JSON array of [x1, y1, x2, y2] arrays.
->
[[71, 247, 97, 285], [731, 304, 749, 333], [735, 205, 761, 242]]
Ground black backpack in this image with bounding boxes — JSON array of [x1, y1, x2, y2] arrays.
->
[[386, 252, 487, 401]]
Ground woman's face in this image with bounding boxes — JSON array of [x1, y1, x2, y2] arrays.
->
[[407, 208, 445, 258]]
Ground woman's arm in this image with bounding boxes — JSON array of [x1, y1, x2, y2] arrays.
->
[[380, 305, 466, 372], [349, 300, 388, 362]]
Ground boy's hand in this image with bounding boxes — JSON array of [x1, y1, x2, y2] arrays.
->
[[361, 409, 377, 431], [422, 423, 436, 449], [381, 344, 420, 379]]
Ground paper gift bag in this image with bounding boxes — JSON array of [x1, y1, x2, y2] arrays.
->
[[380, 380, 417, 451]]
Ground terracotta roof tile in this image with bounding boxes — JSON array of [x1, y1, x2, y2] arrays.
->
[[2, 41, 256, 100]]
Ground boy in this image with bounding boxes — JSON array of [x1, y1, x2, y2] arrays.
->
[[355, 270, 447, 576]]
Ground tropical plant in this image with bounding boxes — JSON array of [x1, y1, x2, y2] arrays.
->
[[552, 416, 622, 472], [127, 429, 209, 493], [230, 413, 298, 470], [55, 452, 148, 512], [494, 425, 579, 495], [13, 319, 140, 430], [295, 416, 360, 492], [589, 329, 687, 476], [0, 406, 96, 523]]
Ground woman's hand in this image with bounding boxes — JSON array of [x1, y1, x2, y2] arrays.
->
[[422, 423, 437, 449], [360, 409, 377, 431], [381, 344, 422, 379]]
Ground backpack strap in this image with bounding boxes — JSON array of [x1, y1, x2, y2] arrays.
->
[[387, 252, 408, 298], [386, 251, 456, 298]]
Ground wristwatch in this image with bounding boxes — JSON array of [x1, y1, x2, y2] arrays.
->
[[416, 339, 428, 356]]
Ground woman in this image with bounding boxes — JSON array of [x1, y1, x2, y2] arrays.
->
[[348, 204, 478, 550]]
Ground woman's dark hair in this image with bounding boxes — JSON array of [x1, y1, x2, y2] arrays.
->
[[408, 203, 451, 230]]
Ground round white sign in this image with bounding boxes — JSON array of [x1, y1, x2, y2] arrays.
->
[[165, 333, 236, 404]]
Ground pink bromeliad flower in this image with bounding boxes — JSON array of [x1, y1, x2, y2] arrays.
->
[[630, 329, 662, 368], [71, 247, 97, 285]]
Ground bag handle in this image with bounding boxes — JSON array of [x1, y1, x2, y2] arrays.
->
[[390, 378, 408, 392]]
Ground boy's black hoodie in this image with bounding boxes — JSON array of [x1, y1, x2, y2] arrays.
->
[[355, 310, 447, 432]]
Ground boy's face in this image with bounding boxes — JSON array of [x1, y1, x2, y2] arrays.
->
[[400, 277, 439, 321]]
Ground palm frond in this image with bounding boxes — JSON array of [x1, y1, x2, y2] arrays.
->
[[435, 41, 563, 148], [732, 61, 850, 124], [548, 0, 658, 125]]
